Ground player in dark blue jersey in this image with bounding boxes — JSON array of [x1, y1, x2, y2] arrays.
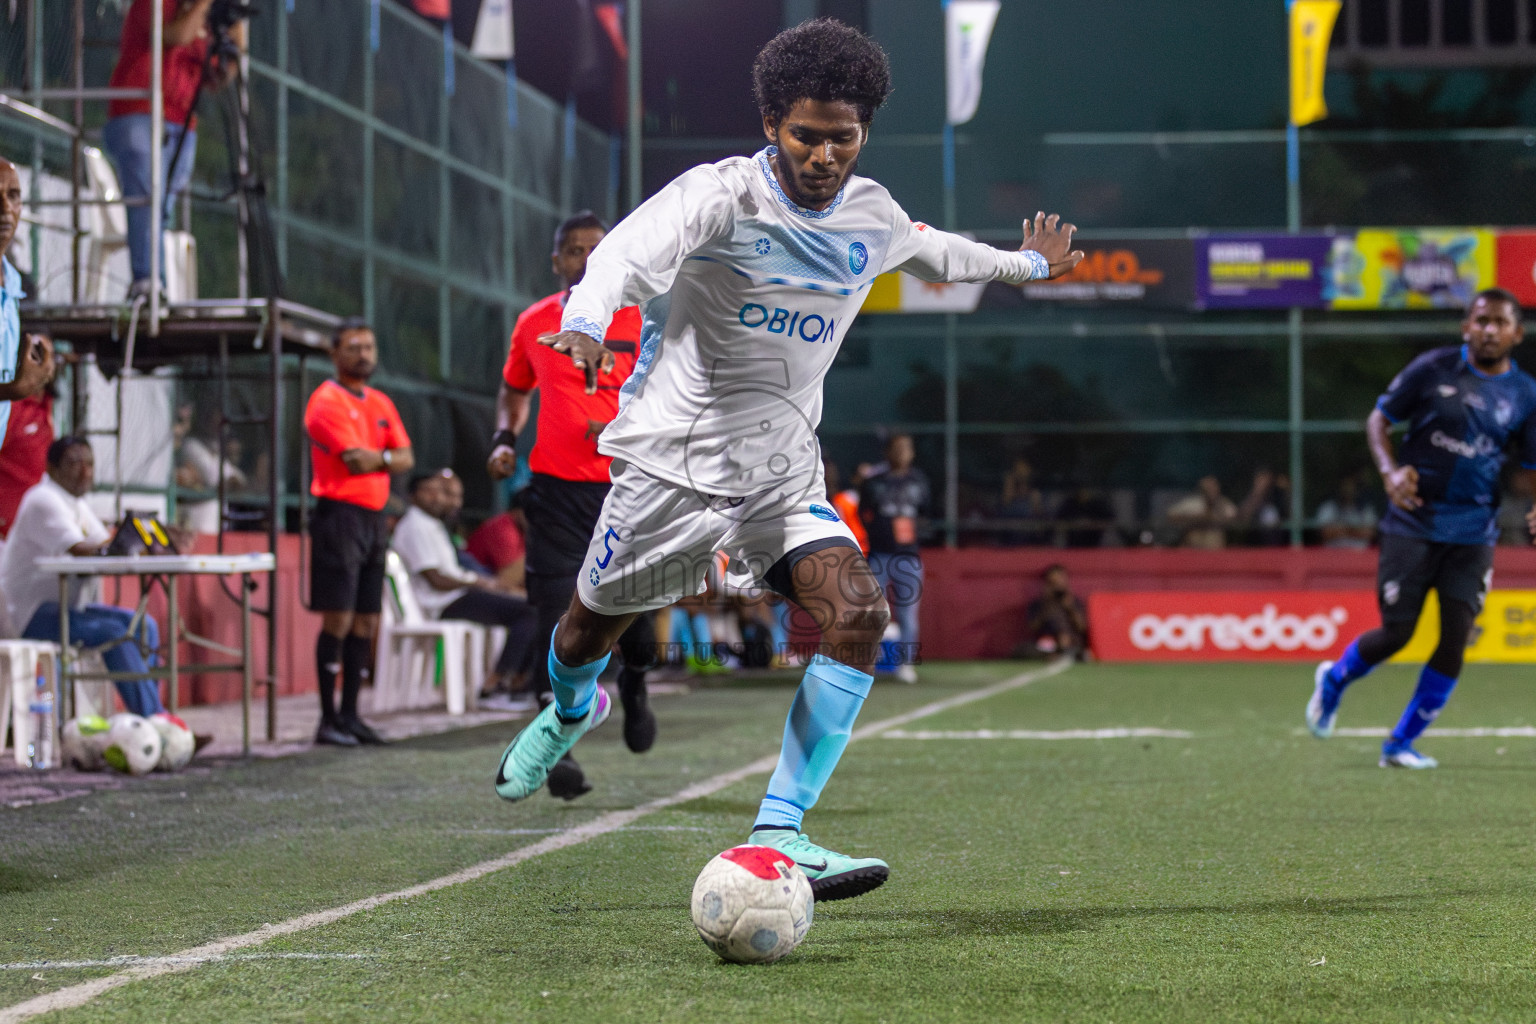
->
[[1307, 288, 1536, 768]]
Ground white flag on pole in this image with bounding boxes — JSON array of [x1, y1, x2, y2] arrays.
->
[[945, 0, 1001, 125], [471, 0, 515, 62]]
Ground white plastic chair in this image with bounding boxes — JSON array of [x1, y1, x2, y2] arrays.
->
[[2, 640, 62, 767], [375, 551, 485, 715], [80, 146, 130, 303]]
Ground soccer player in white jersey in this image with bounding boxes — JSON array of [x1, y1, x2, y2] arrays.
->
[[494, 18, 1083, 902]]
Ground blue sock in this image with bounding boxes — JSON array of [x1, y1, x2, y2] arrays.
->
[[1325, 639, 1375, 696], [1388, 665, 1457, 748], [768, 604, 790, 650], [690, 612, 713, 661], [754, 654, 874, 833], [669, 608, 694, 663], [547, 629, 610, 721]]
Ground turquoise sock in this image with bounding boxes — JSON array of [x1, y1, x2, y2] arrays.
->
[[691, 611, 713, 661], [755, 654, 874, 832], [547, 629, 610, 720]]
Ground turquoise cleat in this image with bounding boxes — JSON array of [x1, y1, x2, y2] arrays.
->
[[750, 828, 889, 902], [494, 688, 611, 801]]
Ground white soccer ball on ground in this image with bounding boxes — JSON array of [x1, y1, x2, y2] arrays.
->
[[102, 713, 162, 776], [690, 845, 813, 964], [149, 712, 196, 771], [60, 715, 113, 771]]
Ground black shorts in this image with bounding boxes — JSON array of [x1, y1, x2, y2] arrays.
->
[[522, 473, 611, 577], [1376, 532, 1494, 623], [309, 498, 389, 614]]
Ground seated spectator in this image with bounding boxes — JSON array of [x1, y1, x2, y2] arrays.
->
[[1014, 563, 1088, 659], [1316, 472, 1378, 549], [0, 436, 166, 717], [173, 401, 246, 534], [391, 469, 538, 694], [1165, 475, 1238, 549], [1238, 467, 1292, 546], [1055, 485, 1116, 548], [999, 456, 1048, 545], [0, 332, 57, 545], [465, 497, 528, 595]]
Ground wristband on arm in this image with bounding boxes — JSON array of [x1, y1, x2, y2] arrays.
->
[[491, 429, 518, 451]]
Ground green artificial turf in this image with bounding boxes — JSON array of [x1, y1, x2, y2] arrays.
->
[[6, 660, 1536, 1022]]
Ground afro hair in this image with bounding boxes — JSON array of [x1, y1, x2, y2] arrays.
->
[[752, 18, 893, 126]]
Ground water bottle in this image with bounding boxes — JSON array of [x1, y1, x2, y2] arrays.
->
[[27, 663, 55, 771]]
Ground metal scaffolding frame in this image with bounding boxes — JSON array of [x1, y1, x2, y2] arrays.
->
[[2, 1, 330, 742]]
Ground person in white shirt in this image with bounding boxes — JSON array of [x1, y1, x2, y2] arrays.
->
[[391, 470, 536, 693], [1, 436, 165, 717], [492, 18, 1083, 901]]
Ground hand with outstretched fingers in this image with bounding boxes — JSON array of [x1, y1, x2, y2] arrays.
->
[[538, 331, 614, 396], [1020, 211, 1085, 280]]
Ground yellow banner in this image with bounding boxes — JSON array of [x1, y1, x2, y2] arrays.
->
[[1289, 0, 1340, 127], [1392, 590, 1536, 664], [1329, 229, 1496, 310]]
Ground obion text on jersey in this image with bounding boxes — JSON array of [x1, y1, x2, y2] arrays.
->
[[737, 303, 838, 344]]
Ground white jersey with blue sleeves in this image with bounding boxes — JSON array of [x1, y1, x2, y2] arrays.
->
[[562, 147, 1048, 499]]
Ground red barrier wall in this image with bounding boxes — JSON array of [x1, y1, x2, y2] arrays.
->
[[107, 534, 320, 706], [117, 541, 1536, 700], [918, 546, 1536, 661]]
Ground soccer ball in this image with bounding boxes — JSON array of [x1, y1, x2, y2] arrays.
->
[[102, 714, 162, 776], [60, 715, 112, 771], [690, 845, 813, 964], [150, 712, 195, 771]]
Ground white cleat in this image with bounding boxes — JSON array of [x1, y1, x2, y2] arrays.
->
[[1379, 745, 1438, 770], [1306, 661, 1337, 739], [895, 664, 918, 685]]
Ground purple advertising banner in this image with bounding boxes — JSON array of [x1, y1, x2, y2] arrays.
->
[[1195, 234, 1334, 309]]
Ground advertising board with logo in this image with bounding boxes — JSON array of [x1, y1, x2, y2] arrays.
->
[[1194, 234, 1332, 309], [1495, 231, 1536, 307], [1328, 228, 1495, 310], [1088, 591, 1378, 662], [979, 239, 1195, 310], [1391, 590, 1536, 665]]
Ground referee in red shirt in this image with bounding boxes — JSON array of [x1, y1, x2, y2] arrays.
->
[[305, 318, 414, 747], [489, 211, 657, 800]]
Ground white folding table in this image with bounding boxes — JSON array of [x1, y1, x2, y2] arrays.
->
[[36, 552, 277, 756]]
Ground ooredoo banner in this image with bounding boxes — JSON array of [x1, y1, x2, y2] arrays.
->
[[1089, 591, 1378, 662]]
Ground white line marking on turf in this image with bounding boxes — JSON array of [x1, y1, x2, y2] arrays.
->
[[880, 727, 1193, 740], [1, 954, 372, 971], [0, 659, 1070, 1023], [1302, 726, 1536, 738], [447, 825, 714, 836]]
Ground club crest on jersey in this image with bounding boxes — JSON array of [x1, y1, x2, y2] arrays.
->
[[755, 237, 771, 255], [1438, 385, 1457, 397], [848, 241, 869, 275], [1496, 399, 1513, 426]]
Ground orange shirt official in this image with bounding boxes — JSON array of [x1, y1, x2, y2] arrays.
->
[[503, 293, 642, 484], [304, 379, 409, 511]]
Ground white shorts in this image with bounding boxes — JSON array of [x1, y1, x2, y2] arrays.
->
[[576, 459, 860, 615]]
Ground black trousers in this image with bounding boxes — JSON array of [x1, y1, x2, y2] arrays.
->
[[439, 589, 539, 676]]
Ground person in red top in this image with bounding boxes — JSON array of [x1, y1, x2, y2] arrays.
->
[[488, 210, 656, 800], [304, 318, 414, 747], [103, 0, 243, 297], [0, 332, 56, 541]]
